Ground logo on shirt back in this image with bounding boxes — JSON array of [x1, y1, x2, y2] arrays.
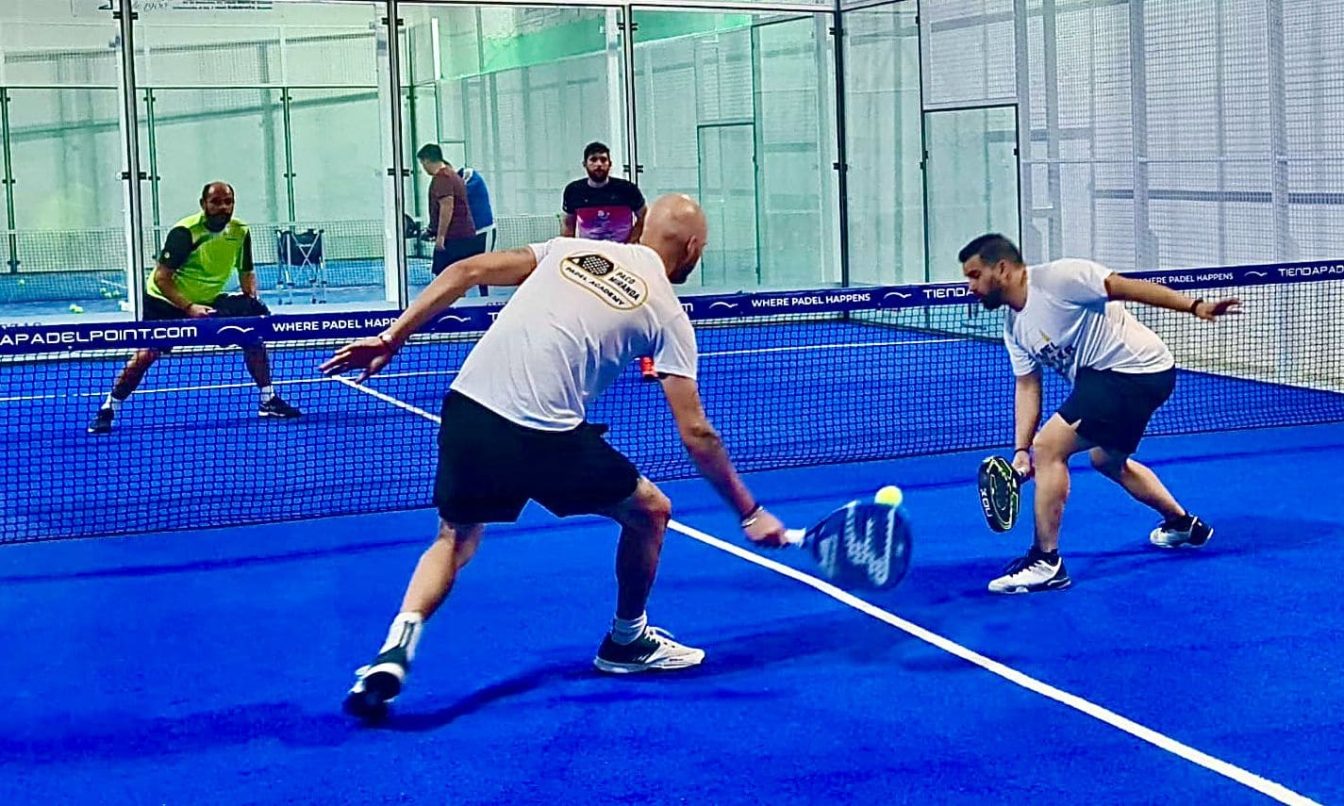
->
[[561, 252, 648, 310]]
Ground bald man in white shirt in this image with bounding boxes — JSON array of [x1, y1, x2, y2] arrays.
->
[[960, 234, 1241, 594], [324, 194, 788, 721]]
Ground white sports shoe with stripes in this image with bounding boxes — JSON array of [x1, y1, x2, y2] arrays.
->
[[593, 626, 705, 674], [988, 549, 1072, 594]]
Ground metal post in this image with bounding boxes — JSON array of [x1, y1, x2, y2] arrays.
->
[[1129, 0, 1152, 269], [144, 88, 162, 252], [621, 6, 641, 184], [605, 8, 627, 177], [1041, 0, 1062, 260], [113, 0, 148, 319], [1012, 0, 1034, 260], [282, 88, 297, 224], [1266, 0, 1290, 261], [916, 3, 933, 283], [384, 0, 410, 308], [1214, 0, 1226, 264], [830, 0, 851, 287], [1, 88, 19, 273]]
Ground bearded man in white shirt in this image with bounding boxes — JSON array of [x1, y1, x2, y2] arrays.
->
[[960, 234, 1241, 594]]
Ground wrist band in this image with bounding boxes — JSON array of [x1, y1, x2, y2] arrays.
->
[[740, 504, 764, 526], [377, 332, 396, 351], [1014, 447, 1030, 455], [1189, 298, 1204, 315]]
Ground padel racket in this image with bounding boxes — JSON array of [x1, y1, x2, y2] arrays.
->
[[783, 501, 912, 590], [977, 455, 1022, 533]]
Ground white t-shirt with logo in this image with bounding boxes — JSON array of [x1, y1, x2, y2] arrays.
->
[[451, 238, 697, 431], [1004, 258, 1174, 381]]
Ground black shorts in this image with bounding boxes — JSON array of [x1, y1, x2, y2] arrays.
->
[[143, 293, 189, 321], [1058, 367, 1176, 455], [142, 293, 271, 320], [434, 391, 640, 523], [431, 235, 487, 275], [142, 293, 270, 352]]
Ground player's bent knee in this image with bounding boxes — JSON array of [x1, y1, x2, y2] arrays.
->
[[1089, 449, 1126, 478], [1031, 438, 1069, 466], [631, 479, 672, 529]]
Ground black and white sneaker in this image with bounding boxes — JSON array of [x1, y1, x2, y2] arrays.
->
[[86, 408, 114, 435], [988, 549, 1072, 594], [1150, 514, 1213, 549], [259, 396, 302, 419], [593, 626, 705, 674], [342, 646, 409, 722]]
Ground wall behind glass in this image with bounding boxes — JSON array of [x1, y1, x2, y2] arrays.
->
[[843, 1, 923, 285], [135, 1, 391, 307], [1017, 0, 1343, 270], [403, 4, 626, 258], [0, 0, 130, 320], [634, 10, 839, 292]]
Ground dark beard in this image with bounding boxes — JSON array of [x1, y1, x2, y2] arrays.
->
[[980, 288, 1004, 310], [204, 214, 230, 232]]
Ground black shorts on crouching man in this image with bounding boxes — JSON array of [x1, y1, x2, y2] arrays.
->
[[1057, 366, 1177, 455], [434, 391, 640, 523]]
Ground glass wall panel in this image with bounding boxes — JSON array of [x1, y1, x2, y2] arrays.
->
[[0, 0, 130, 321], [134, 0, 391, 309], [634, 9, 839, 292], [843, 1, 923, 285], [923, 105, 1020, 281], [401, 4, 628, 298]]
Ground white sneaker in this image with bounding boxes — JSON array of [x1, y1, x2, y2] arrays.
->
[[593, 626, 706, 674], [1150, 514, 1214, 549], [988, 551, 1072, 594]]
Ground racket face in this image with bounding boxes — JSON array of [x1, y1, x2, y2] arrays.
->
[[977, 456, 1020, 533], [807, 502, 912, 590]]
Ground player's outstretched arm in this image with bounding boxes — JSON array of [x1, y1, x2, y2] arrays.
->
[[321, 247, 538, 382], [1105, 274, 1241, 321], [660, 374, 786, 546]]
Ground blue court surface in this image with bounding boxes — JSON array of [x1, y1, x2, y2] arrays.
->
[[3, 418, 1342, 803]]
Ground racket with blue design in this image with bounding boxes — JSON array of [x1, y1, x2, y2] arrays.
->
[[783, 500, 912, 590]]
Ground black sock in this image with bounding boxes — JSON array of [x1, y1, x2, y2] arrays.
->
[[1030, 546, 1060, 562]]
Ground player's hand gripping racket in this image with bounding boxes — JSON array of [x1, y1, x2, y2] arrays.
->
[[977, 455, 1023, 533], [783, 499, 912, 590]]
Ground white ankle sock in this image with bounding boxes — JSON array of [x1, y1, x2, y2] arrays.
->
[[260, 385, 276, 403], [379, 612, 424, 661], [103, 394, 123, 413], [611, 612, 647, 645]]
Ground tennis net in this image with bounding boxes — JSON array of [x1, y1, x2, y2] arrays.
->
[[2, 258, 1341, 543]]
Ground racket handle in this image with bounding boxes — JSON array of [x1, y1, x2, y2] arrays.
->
[[783, 528, 805, 546]]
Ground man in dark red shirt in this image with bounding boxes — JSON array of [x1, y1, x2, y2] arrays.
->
[[416, 144, 479, 276]]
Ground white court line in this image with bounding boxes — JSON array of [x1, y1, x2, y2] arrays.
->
[[667, 519, 1320, 806], [289, 363, 1321, 803], [0, 367, 460, 404], [330, 375, 443, 421], [1, 336, 952, 405]]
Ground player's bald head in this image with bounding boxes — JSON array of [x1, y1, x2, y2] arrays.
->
[[642, 194, 707, 284], [645, 193, 706, 242]]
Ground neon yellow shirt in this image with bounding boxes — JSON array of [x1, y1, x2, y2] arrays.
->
[[147, 213, 250, 305]]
